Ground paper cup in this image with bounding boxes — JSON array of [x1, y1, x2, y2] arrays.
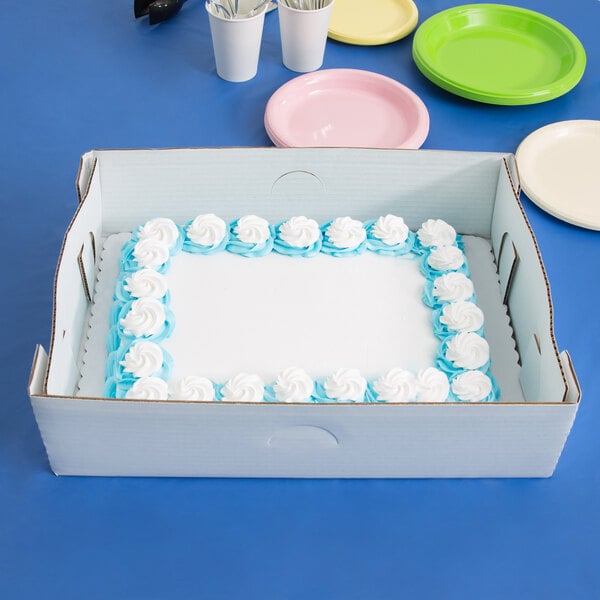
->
[[205, 1, 268, 83], [278, 0, 335, 73]]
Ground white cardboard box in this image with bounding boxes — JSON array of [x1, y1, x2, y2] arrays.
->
[[28, 148, 580, 477]]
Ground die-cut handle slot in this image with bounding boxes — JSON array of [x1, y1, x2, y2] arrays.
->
[[268, 425, 339, 449], [519, 333, 543, 401], [497, 231, 520, 306], [270, 170, 326, 202], [89, 231, 96, 262], [533, 333, 541, 354], [78, 244, 92, 303]]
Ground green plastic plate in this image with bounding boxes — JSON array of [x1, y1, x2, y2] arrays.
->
[[412, 4, 586, 105]]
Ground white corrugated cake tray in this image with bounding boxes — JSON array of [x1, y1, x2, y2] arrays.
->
[[27, 147, 580, 478]]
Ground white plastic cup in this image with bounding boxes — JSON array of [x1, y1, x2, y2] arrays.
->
[[278, 0, 335, 73], [205, 1, 268, 83]]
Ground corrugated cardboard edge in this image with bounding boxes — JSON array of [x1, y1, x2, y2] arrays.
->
[[502, 157, 571, 403], [28, 345, 58, 475], [43, 157, 98, 394]]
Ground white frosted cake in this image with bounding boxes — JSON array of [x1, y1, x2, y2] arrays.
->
[[104, 214, 498, 403]]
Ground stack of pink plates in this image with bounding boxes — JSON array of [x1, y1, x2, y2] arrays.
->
[[264, 69, 429, 149]]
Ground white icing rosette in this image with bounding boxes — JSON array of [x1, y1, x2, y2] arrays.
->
[[132, 238, 170, 268], [440, 301, 484, 333], [121, 341, 164, 378], [137, 218, 180, 248], [445, 332, 490, 370], [373, 368, 417, 402], [427, 246, 465, 271], [120, 298, 166, 337], [273, 367, 314, 402], [171, 376, 215, 401], [279, 217, 321, 248], [324, 368, 367, 402], [416, 368, 450, 402], [432, 273, 474, 303], [451, 371, 493, 402], [125, 376, 169, 400], [417, 219, 457, 248], [221, 373, 265, 402], [124, 269, 168, 299], [325, 217, 366, 249], [371, 214, 409, 246], [235, 215, 270, 244], [187, 213, 227, 246]]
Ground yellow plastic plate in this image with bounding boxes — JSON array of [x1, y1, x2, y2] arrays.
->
[[328, 0, 418, 46]]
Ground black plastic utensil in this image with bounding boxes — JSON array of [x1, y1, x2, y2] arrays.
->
[[134, 0, 188, 25]]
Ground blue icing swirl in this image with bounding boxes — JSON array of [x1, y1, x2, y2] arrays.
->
[[114, 272, 171, 304], [367, 381, 398, 403], [312, 380, 371, 403], [262, 380, 319, 402], [226, 220, 275, 257], [447, 371, 500, 403], [364, 219, 416, 256], [105, 340, 173, 381], [106, 325, 123, 356], [108, 299, 175, 344], [364, 382, 381, 403], [262, 385, 278, 403], [211, 382, 226, 401], [103, 376, 119, 399], [419, 253, 470, 280], [413, 233, 465, 255], [175, 379, 222, 401], [119, 239, 171, 274], [312, 381, 335, 403], [103, 376, 170, 400], [131, 223, 185, 254], [320, 220, 367, 257], [422, 279, 475, 309], [213, 381, 223, 401], [431, 307, 484, 340], [436, 336, 491, 376], [182, 220, 230, 255], [273, 221, 322, 258]]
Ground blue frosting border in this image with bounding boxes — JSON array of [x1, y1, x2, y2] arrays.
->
[[105, 217, 499, 403]]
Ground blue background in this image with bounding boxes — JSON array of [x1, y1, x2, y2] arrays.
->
[[1, 0, 599, 598]]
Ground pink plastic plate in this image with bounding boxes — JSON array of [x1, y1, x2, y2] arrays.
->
[[264, 69, 429, 149]]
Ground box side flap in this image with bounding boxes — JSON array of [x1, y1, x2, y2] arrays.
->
[[45, 163, 103, 396], [491, 161, 567, 403], [76, 152, 97, 204], [92, 148, 505, 235], [560, 351, 581, 404], [28, 345, 48, 396]]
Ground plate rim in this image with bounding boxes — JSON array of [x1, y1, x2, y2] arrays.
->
[[264, 68, 429, 149], [412, 3, 586, 105], [515, 119, 600, 230], [327, 0, 418, 46]]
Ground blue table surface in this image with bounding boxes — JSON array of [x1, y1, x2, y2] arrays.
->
[[1, 0, 599, 598]]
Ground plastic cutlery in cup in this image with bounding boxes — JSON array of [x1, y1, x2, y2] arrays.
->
[[207, 0, 270, 18]]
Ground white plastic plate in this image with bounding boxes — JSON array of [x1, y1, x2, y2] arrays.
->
[[516, 120, 600, 230]]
